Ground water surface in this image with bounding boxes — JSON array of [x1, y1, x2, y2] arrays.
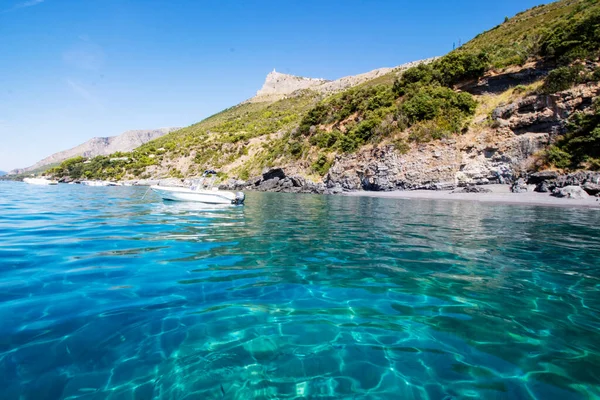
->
[[1, 181, 599, 399]]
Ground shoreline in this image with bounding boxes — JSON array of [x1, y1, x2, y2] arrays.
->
[[344, 184, 600, 209]]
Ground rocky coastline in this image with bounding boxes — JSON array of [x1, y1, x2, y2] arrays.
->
[[116, 167, 600, 204]]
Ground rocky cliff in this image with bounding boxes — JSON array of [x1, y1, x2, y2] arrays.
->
[[250, 58, 437, 102], [253, 70, 329, 102], [12, 127, 180, 174], [324, 82, 600, 191]]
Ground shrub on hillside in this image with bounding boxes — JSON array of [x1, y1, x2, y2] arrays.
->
[[541, 10, 600, 63], [298, 84, 394, 135], [309, 130, 341, 149], [542, 64, 586, 93], [544, 145, 572, 169], [311, 154, 333, 176], [393, 50, 489, 97], [544, 98, 600, 170], [401, 86, 477, 124], [433, 51, 490, 86]]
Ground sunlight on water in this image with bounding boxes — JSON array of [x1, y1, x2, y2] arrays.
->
[[0, 181, 600, 399]]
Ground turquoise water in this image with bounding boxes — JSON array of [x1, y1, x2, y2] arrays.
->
[[1, 181, 600, 399]]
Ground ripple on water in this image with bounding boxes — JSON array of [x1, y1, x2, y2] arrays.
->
[[0, 182, 600, 399]]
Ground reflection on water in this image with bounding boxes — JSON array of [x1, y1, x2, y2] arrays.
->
[[0, 182, 600, 399]]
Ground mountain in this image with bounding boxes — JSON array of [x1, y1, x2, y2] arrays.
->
[[48, 0, 600, 190], [249, 59, 438, 103], [11, 128, 180, 175], [0, 171, 6, 176]]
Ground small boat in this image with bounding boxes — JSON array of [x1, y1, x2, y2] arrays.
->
[[23, 177, 58, 185], [151, 171, 245, 205], [80, 181, 110, 187]]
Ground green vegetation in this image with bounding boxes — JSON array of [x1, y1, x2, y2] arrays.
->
[[461, 0, 600, 68], [542, 64, 585, 93], [48, 154, 133, 181], [544, 98, 600, 170], [311, 153, 333, 176], [296, 51, 482, 150], [541, 63, 600, 93]]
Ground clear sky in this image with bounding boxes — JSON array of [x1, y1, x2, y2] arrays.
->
[[0, 0, 548, 171]]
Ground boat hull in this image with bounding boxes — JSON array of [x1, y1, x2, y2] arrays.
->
[[23, 178, 58, 185], [81, 181, 111, 187], [151, 186, 244, 205]]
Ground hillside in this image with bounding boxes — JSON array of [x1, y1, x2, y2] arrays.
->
[[11, 127, 180, 175], [48, 0, 600, 191]]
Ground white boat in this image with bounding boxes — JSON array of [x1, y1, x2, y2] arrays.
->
[[151, 185, 245, 205], [151, 171, 245, 205], [80, 180, 110, 187], [23, 177, 58, 185]]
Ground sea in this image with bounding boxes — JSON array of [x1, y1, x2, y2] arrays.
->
[[1, 181, 599, 399]]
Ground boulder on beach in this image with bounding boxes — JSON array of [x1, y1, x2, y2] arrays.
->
[[551, 186, 589, 199], [511, 178, 528, 193]]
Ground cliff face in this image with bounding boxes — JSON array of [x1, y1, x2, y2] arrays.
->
[[12, 128, 180, 174], [250, 59, 437, 102], [253, 70, 329, 102], [324, 82, 600, 191]]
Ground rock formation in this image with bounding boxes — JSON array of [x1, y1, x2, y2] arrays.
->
[[249, 58, 438, 102], [253, 70, 329, 102], [324, 82, 600, 192]]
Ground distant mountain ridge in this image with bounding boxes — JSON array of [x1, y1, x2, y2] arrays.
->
[[0, 171, 6, 176], [11, 127, 180, 174]]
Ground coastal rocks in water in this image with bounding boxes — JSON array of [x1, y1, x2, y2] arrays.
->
[[221, 168, 325, 194], [551, 186, 590, 199], [452, 185, 492, 194], [511, 178, 528, 193]]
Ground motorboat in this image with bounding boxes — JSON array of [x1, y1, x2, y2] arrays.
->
[[151, 171, 245, 205], [23, 177, 58, 185], [80, 181, 107, 186]]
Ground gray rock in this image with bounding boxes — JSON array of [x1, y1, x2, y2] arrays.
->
[[528, 170, 559, 184], [261, 168, 286, 181], [291, 176, 305, 187], [511, 178, 528, 193], [258, 178, 280, 191], [583, 182, 600, 196], [551, 185, 590, 199], [452, 185, 492, 194], [535, 181, 551, 193]]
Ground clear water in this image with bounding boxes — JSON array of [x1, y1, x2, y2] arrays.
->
[[1, 181, 600, 400]]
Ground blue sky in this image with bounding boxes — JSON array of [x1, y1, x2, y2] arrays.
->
[[0, 0, 548, 171]]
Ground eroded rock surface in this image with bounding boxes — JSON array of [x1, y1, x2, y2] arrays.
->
[[324, 83, 600, 192]]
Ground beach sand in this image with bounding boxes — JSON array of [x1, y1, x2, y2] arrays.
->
[[345, 184, 600, 208]]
